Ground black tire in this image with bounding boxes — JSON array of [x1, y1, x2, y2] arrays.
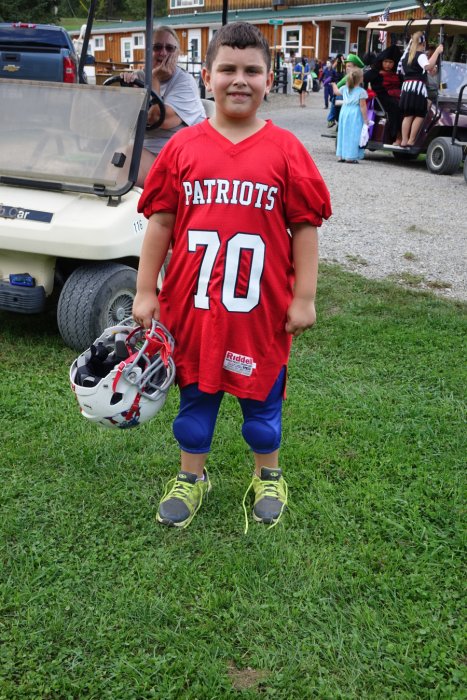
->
[[57, 263, 137, 351], [426, 137, 462, 175]]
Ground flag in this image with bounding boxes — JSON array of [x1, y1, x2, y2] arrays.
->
[[379, 5, 391, 44]]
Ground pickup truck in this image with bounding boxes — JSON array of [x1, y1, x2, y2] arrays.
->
[[0, 22, 81, 83]]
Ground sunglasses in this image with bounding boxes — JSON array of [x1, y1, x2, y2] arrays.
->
[[152, 43, 177, 53]]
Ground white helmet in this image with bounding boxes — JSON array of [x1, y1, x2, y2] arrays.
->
[[70, 320, 176, 428]]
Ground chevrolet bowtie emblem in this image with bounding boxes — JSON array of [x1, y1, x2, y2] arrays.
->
[[3, 65, 20, 72]]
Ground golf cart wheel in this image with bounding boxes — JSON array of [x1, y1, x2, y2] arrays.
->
[[426, 137, 462, 175], [57, 263, 137, 351]]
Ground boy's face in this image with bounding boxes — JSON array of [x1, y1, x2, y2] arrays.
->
[[202, 46, 273, 120]]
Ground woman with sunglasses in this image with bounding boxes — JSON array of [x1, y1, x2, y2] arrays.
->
[[121, 26, 205, 187]]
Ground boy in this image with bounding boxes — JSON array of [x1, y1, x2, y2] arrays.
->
[[133, 22, 332, 530]]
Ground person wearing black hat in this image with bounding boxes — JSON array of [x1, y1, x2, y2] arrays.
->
[[364, 45, 402, 145]]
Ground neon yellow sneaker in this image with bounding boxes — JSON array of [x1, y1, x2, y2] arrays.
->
[[242, 467, 288, 533], [156, 470, 211, 528]]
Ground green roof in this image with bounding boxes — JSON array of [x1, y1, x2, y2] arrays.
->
[[67, 1, 417, 34]]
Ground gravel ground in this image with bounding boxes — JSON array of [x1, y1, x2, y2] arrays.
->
[[259, 90, 467, 302]]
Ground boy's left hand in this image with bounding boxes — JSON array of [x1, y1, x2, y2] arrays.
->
[[285, 297, 316, 337]]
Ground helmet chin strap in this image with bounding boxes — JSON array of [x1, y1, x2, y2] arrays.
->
[[114, 392, 142, 425], [144, 327, 172, 367]]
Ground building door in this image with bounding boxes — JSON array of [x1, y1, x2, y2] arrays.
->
[[357, 28, 367, 57], [121, 38, 132, 66], [188, 29, 202, 61]]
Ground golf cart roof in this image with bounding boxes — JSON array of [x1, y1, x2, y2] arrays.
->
[[365, 19, 467, 36]]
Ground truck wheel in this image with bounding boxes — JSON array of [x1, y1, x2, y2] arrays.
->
[[57, 263, 137, 351], [426, 137, 462, 175]]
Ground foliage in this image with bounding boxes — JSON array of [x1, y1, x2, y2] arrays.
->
[[1, 266, 466, 698], [0, 0, 58, 23], [0, 0, 167, 23], [425, 0, 467, 20], [419, 0, 467, 59], [127, 0, 168, 19], [55, 0, 166, 21]]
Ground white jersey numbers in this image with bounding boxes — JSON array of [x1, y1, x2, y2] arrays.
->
[[223, 233, 265, 312], [187, 230, 265, 313], [188, 229, 220, 310]]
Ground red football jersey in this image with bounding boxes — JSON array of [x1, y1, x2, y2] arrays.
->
[[139, 120, 331, 400]]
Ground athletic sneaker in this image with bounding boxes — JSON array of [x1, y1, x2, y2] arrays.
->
[[157, 470, 211, 528], [242, 467, 288, 533]]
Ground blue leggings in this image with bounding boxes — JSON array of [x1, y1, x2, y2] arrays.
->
[[173, 367, 286, 455]]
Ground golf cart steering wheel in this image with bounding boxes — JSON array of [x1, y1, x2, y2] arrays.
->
[[103, 75, 166, 130]]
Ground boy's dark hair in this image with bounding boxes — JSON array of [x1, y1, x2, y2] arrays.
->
[[205, 22, 271, 71]]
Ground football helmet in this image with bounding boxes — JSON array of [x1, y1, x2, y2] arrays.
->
[[70, 320, 176, 429]]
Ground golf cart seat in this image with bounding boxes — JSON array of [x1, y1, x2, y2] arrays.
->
[[201, 98, 216, 118]]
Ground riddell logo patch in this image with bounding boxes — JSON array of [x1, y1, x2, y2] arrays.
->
[[223, 351, 256, 377]]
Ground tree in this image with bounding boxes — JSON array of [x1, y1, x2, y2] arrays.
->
[[127, 0, 167, 20], [426, 0, 467, 19], [56, 0, 167, 21], [0, 0, 58, 22], [416, 0, 467, 60]]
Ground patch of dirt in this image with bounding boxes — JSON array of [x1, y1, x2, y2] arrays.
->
[[227, 661, 269, 691]]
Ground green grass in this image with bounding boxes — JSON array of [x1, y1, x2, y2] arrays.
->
[[1, 265, 466, 699]]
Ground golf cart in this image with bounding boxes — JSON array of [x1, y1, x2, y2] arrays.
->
[[364, 19, 467, 174], [453, 83, 467, 183], [0, 0, 165, 351]]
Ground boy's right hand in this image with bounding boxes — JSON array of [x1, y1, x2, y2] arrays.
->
[[132, 291, 160, 329]]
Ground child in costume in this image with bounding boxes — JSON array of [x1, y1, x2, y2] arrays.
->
[[321, 59, 337, 109], [327, 53, 364, 127], [133, 22, 331, 531], [398, 32, 443, 147], [332, 67, 369, 163], [363, 46, 402, 145]]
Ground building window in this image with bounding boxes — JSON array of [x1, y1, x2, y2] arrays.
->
[[133, 33, 145, 48], [170, 0, 204, 8], [330, 24, 349, 57], [283, 26, 301, 56], [93, 35, 105, 52]]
